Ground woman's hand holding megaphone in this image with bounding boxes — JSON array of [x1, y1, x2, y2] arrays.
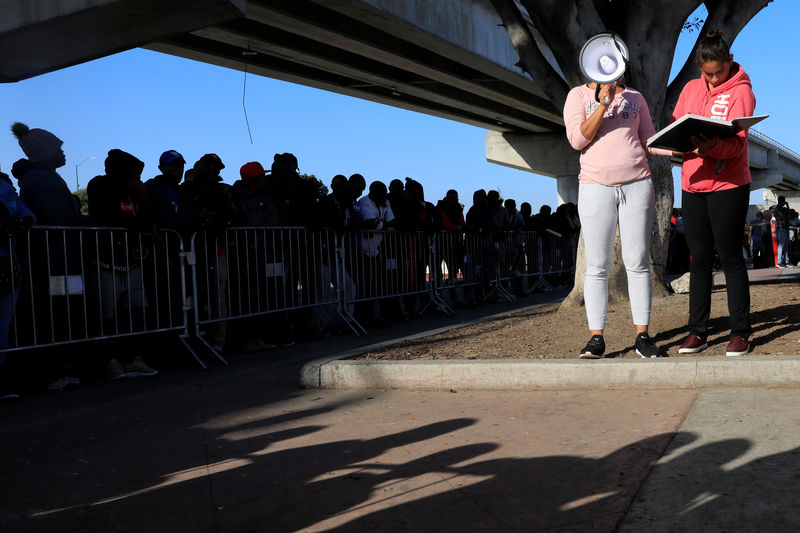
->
[[580, 82, 621, 140], [593, 82, 618, 107]]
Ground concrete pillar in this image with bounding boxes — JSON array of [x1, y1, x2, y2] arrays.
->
[[485, 130, 580, 206], [557, 174, 579, 205]]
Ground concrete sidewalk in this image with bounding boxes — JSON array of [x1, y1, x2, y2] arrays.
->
[[3, 370, 800, 531]]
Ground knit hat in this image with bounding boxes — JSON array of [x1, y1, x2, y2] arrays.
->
[[11, 122, 63, 165]]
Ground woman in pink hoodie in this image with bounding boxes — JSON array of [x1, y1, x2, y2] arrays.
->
[[673, 30, 756, 357]]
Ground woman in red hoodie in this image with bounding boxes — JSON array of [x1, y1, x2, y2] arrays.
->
[[674, 30, 755, 357]]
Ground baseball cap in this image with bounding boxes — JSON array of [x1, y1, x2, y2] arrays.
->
[[239, 161, 270, 180], [197, 153, 225, 171], [159, 150, 185, 165], [240, 161, 270, 180]]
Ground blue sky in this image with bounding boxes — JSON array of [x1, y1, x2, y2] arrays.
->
[[0, 2, 791, 210]]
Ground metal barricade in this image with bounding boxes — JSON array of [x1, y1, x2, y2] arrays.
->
[[342, 230, 453, 321], [433, 231, 477, 310], [188, 227, 341, 354], [514, 230, 549, 292], [4, 226, 187, 352], [538, 229, 578, 284], [0, 223, 582, 367]]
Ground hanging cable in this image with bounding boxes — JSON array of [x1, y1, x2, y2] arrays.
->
[[242, 50, 257, 144]]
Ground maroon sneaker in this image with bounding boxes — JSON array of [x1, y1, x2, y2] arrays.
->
[[726, 336, 750, 357], [678, 334, 708, 354]]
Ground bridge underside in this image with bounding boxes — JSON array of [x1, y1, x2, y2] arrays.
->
[[145, 0, 562, 134], [2, 0, 562, 135]]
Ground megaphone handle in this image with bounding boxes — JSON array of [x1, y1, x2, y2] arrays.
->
[[595, 81, 618, 106]]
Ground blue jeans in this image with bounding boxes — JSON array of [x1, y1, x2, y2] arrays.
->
[[777, 228, 790, 264]]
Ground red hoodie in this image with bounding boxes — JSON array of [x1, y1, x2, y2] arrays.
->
[[672, 62, 756, 193]]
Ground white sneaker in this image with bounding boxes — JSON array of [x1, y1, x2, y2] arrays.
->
[[47, 375, 80, 392]]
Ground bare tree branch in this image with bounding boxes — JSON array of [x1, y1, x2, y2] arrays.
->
[[665, 0, 773, 121], [488, 0, 570, 107]]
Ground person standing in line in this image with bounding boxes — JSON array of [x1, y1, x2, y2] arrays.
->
[[774, 195, 791, 268], [0, 165, 35, 400], [749, 211, 767, 268], [563, 46, 672, 359], [673, 30, 757, 357]]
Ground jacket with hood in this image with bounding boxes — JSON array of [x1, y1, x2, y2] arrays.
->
[[87, 149, 153, 231], [672, 62, 755, 193], [87, 150, 154, 271]]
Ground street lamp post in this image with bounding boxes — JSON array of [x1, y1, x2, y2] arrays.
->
[[75, 156, 95, 190]]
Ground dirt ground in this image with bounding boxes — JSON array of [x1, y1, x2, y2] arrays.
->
[[357, 279, 800, 360]]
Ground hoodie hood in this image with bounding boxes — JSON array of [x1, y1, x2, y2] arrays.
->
[[104, 149, 144, 181], [706, 62, 751, 98]]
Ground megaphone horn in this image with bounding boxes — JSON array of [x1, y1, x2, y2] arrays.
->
[[579, 33, 629, 104]]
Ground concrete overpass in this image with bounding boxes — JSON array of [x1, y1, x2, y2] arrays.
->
[[4, 0, 799, 204]]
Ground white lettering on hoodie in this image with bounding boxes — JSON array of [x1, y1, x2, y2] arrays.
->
[[710, 94, 730, 119]]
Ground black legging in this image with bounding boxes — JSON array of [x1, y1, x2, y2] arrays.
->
[[682, 184, 751, 338]]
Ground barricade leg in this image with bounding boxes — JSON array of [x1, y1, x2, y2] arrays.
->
[[335, 235, 366, 335], [426, 236, 454, 315]]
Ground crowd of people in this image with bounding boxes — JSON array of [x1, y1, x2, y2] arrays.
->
[[0, 121, 581, 399], [667, 198, 800, 276]]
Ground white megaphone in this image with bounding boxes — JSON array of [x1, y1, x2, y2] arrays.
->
[[579, 33, 629, 105]]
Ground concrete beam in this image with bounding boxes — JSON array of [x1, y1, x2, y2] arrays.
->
[[190, 24, 551, 132], [244, 2, 558, 124], [0, 0, 245, 82], [147, 38, 510, 132], [485, 130, 579, 178], [316, 0, 562, 123]]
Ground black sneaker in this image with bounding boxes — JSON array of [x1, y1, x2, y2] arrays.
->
[[579, 335, 605, 359], [635, 333, 663, 358]]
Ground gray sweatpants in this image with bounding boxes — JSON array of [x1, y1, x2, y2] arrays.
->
[[578, 178, 655, 331]]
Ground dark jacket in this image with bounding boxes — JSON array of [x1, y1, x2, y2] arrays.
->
[[18, 166, 84, 226], [180, 180, 238, 231], [232, 180, 280, 227], [144, 175, 188, 230], [87, 150, 153, 271], [436, 200, 466, 231]]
